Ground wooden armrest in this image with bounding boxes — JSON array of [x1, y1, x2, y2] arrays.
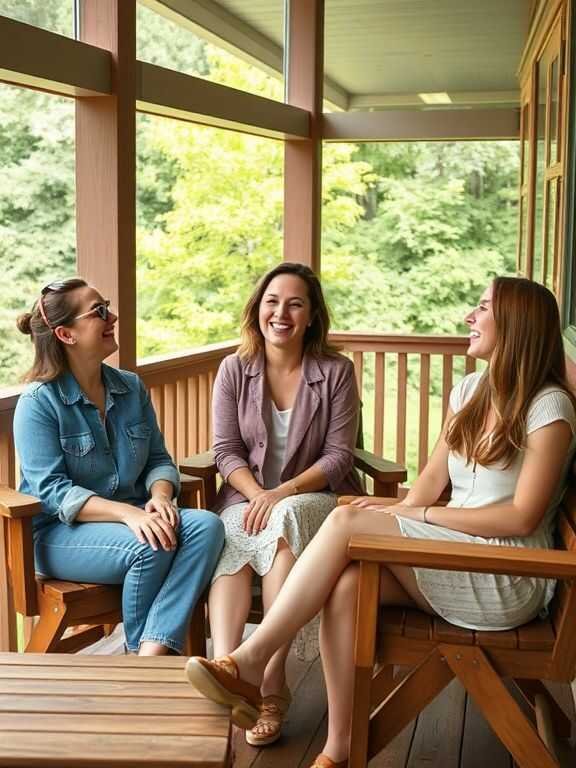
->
[[179, 450, 218, 480], [0, 486, 41, 519], [348, 534, 576, 580], [353, 449, 407, 484]]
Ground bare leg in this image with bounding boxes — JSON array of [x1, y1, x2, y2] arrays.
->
[[139, 641, 171, 656], [319, 562, 431, 762], [209, 565, 253, 657], [230, 506, 422, 685], [260, 539, 296, 696]]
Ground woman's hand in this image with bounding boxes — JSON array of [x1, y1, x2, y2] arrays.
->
[[145, 492, 180, 529], [121, 505, 177, 551], [349, 496, 402, 509], [243, 489, 287, 535]]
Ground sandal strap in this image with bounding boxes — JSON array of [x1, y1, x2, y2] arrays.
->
[[310, 755, 348, 768]]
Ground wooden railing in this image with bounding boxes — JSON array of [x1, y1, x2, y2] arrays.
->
[[0, 332, 473, 651]]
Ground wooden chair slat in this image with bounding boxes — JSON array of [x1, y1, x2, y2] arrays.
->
[[433, 617, 474, 645], [474, 629, 518, 649], [403, 609, 431, 639], [379, 607, 405, 636], [516, 619, 556, 651]]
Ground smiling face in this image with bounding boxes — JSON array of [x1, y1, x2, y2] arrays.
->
[[258, 274, 312, 354], [55, 285, 118, 362], [465, 282, 497, 361]]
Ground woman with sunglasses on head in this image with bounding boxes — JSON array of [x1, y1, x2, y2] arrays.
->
[[207, 262, 363, 747], [13, 278, 224, 656], [186, 277, 576, 768]]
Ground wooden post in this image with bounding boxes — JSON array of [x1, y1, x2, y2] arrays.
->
[[76, 0, 137, 371], [0, 430, 18, 651], [283, 0, 324, 273]]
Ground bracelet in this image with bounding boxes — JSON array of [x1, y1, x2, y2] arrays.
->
[[423, 506, 431, 524]]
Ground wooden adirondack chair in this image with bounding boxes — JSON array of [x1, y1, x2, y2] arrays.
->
[[0, 475, 207, 655], [346, 476, 576, 768]]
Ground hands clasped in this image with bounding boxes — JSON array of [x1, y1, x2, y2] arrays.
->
[[122, 494, 180, 551]]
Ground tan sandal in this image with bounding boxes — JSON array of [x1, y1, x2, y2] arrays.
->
[[185, 655, 262, 729], [309, 755, 348, 768], [245, 683, 292, 746]]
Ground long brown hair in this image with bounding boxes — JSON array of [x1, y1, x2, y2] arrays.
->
[[237, 262, 339, 360], [447, 276, 576, 467], [17, 278, 88, 383]]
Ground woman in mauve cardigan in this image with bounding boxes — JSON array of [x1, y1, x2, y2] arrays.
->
[[208, 262, 362, 747]]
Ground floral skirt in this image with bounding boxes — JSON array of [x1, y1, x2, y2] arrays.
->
[[212, 492, 337, 660]]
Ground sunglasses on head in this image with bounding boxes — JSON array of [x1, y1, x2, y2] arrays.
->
[[73, 300, 112, 322]]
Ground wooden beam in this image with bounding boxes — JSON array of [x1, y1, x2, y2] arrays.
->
[[322, 109, 521, 142], [140, 0, 349, 110], [283, 0, 324, 273], [0, 14, 111, 97], [349, 91, 521, 111], [137, 62, 309, 139], [76, 0, 137, 371]]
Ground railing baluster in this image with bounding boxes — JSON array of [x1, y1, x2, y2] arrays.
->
[[163, 382, 177, 460], [208, 369, 216, 445], [187, 376, 199, 455], [176, 378, 188, 462], [373, 352, 385, 456], [353, 351, 363, 396], [198, 374, 210, 452], [418, 354, 431, 472], [150, 385, 164, 431], [396, 353, 408, 465], [465, 355, 477, 374], [442, 354, 453, 422]]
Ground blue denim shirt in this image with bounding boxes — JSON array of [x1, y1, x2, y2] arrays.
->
[[13, 365, 181, 531]]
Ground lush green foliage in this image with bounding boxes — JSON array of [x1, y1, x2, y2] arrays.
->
[[0, 3, 518, 390]]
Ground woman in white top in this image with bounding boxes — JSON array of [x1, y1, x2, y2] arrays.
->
[[187, 277, 576, 768]]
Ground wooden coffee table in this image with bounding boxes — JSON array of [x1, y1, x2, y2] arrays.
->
[[0, 653, 231, 768]]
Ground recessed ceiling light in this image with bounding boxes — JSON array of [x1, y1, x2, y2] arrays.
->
[[418, 92, 452, 105]]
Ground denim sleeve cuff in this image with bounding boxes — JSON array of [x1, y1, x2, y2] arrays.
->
[[58, 487, 97, 525], [145, 465, 181, 498], [217, 456, 249, 482]]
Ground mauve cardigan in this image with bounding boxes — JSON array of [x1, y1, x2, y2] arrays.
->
[[212, 351, 364, 511]]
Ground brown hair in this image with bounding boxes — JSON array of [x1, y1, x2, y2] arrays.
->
[[17, 277, 88, 383], [447, 276, 576, 467], [237, 262, 339, 360]]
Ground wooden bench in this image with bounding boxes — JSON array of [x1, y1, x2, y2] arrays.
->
[[347, 480, 576, 768], [0, 652, 231, 767]]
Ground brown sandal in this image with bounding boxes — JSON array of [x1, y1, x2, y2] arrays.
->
[[185, 655, 262, 729], [309, 755, 348, 768], [245, 683, 292, 746]]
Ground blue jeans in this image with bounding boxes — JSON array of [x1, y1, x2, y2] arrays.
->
[[34, 509, 224, 653]]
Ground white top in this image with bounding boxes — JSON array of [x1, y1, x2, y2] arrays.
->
[[447, 372, 576, 535], [262, 403, 292, 489]]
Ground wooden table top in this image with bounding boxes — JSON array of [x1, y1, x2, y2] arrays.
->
[[0, 653, 231, 768]]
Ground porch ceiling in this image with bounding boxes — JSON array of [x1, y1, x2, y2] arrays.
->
[[214, 0, 530, 110]]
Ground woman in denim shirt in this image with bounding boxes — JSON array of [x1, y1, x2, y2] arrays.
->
[[13, 278, 224, 655]]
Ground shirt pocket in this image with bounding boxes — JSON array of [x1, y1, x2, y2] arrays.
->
[[126, 421, 152, 468], [60, 432, 97, 485]]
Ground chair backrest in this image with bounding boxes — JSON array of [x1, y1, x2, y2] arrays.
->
[[550, 462, 576, 679]]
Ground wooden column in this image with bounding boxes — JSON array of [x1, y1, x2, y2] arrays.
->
[[283, 0, 324, 273], [0, 429, 18, 651], [76, 0, 137, 370]]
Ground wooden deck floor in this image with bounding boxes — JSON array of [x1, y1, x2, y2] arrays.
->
[[231, 652, 576, 768], [84, 626, 575, 768]]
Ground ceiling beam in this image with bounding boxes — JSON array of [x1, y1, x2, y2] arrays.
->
[[0, 15, 111, 97], [139, 0, 349, 110], [137, 61, 310, 139], [323, 109, 520, 142], [349, 91, 521, 111]]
